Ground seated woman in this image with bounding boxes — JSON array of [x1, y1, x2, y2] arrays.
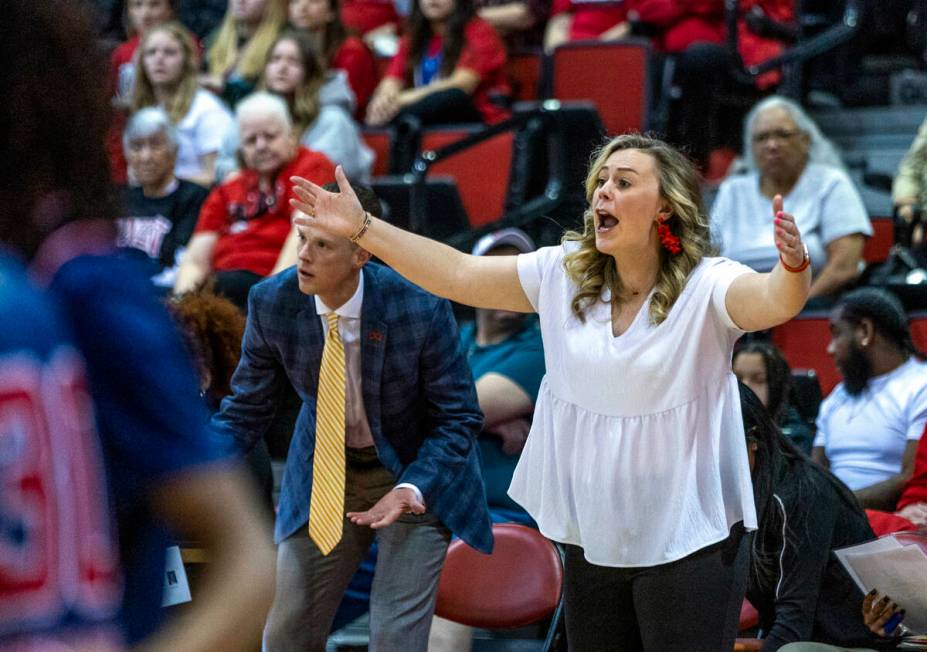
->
[[813, 288, 927, 511], [217, 30, 373, 182], [119, 107, 210, 288], [734, 340, 814, 454], [712, 96, 872, 301], [173, 92, 336, 308], [288, 0, 379, 117], [365, 0, 510, 129], [131, 21, 235, 187], [543, 0, 629, 52], [474, 0, 550, 50], [740, 383, 895, 652], [202, 0, 288, 107], [893, 111, 927, 248]]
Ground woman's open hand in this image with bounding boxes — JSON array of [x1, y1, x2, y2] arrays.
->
[[773, 194, 806, 269], [290, 166, 365, 239]]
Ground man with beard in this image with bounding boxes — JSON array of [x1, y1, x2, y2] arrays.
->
[[812, 288, 927, 510]]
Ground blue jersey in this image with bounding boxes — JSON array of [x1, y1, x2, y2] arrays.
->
[[0, 253, 124, 650], [47, 252, 232, 644]]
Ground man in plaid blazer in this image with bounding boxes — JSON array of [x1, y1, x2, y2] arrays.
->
[[211, 186, 492, 652]]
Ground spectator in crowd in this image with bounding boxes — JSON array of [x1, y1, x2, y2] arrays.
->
[[112, 0, 178, 103], [865, 420, 927, 535], [740, 383, 889, 652], [366, 0, 510, 128], [780, 590, 908, 651], [892, 112, 927, 247], [174, 92, 336, 308], [288, 0, 379, 115], [217, 30, 373, 182], [168, 289, 275, 515], [543, 0, 629, 52], [211, 182, 491, 652], [292, 132, 812, 650], [1, 0, 275, 648], [813, 288, 927, 510], [340, 0, 402, 55], [119, 107, 210, 289], [474, 0, 550, 50], [131, 21, 235, 187], [712, 96, 872, 301], [203, 0, 289, 107], [734, 340, 814, 454]]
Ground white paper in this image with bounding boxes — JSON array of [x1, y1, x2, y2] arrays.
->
[[161, 545, 192, 607], [835, 537, 902, 590], [838, 541, 927, 634]]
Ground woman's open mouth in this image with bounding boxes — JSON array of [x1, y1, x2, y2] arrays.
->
[[596, 211, 618, 233]]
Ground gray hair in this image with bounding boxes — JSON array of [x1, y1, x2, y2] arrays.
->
[[740, 95, 846, 172], [123, 106, 179, 154], [235, 91, 293, 133]]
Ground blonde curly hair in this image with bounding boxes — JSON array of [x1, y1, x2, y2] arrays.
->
[[563, 134, 715, 325]]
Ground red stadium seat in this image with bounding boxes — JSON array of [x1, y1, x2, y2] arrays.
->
[[550, 39, 652, 136], [911, 313, 927, 352], [772, 312, 840, 396], [422, 127, 515, 227], [863, 216, 894, 264], [361, 128, 391, 178], [435, 523, 563, 649], [509, 49, 542, 102]]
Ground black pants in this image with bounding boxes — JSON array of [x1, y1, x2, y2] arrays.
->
[[388, 88, 483, 173], [562, 524, 751, 652]]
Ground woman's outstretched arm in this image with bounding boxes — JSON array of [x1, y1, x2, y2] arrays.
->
[[291, 166, 535, 312]]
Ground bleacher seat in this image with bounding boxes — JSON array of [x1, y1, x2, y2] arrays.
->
[[863, 216, 894, 264], [421, 127, 516, 228], [911, 312, 927, 351], [361, 127, 391, 177], [370, 175, 469, 240], [772, 311, 840, 395], [548, 39, 652, 137], [508, 49, 542, 102]]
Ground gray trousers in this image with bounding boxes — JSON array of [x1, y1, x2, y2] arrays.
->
[[263, 447, 451, 652]]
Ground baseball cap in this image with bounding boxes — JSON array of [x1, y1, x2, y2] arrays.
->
[[470, 227, 536, 256]]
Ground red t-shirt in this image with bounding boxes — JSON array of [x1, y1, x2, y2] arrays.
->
[[332, 36, 379, 118], [194, 147, 336, 276], [341, 0, 398, 35], [629, 0, 724, 52], [898, 423, 927, 510], [551, 0, 628, 40], [386, 17, 511, 124]]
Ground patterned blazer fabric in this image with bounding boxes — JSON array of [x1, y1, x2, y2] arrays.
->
[[212, 262, 493, 552]]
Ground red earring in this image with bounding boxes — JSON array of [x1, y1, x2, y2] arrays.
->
[[657, 216, 682, 255]]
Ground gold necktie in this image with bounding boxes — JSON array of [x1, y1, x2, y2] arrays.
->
[[308, 312, 346, 555]]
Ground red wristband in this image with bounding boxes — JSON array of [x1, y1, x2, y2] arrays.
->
[[780, 244, 810, 273]]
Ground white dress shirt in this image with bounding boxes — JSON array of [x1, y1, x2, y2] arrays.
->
[[315, 273, 422, 503]]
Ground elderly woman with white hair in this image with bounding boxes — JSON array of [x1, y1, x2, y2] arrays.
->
[[712, 95, 872, 300], [174, 91, 336, 308], [120, 107, 210, 288]]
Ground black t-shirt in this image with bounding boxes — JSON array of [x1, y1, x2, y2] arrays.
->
[[118, 180, 209, 270]]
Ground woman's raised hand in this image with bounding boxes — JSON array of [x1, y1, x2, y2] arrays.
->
[[290, 166, 365, 239], [773, 194, 806, 269]]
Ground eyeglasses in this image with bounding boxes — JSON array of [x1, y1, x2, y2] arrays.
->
[[752, 129, 801, 144]]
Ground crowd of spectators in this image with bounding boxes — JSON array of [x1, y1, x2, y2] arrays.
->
[[30, 0, 927, 648]]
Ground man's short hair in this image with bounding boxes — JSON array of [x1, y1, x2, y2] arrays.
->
[[123, 106, 179, 155], [236, 91, 293, 133], [322, 182, 383, 221]]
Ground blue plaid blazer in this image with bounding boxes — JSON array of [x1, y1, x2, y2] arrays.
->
[[212, 263, 493, 552]]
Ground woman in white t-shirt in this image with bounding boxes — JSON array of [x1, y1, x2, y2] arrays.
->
[[712, 95, 872, 301], [290, 134, 812, 651], [131, 21, 234, 187]]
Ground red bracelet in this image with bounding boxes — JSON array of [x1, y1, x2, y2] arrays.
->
[[780, 243, 810, 273]]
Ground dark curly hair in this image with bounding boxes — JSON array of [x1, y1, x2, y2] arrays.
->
[[836, 288, 920, 357], [734, 341, 793, 424], [168, 290, 246, 399]]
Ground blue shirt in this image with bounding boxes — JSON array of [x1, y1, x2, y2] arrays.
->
[[48, 253, 231, 644]]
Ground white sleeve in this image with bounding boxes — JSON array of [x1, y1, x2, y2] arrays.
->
[[813, 396, 833, 448], [516, 245, 564, 312], [906, 378, 927, 441], [709, 181, 734, 257], [819, 170, 873, 244], [707, 258, 755, 332], [195, 101, 235, 158]]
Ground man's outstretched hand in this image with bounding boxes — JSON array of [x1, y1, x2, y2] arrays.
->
[[347, 487, 425, 529]]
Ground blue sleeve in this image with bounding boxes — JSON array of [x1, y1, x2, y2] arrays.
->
[[397, 300, 484, 500], [50, 256, 231, 488]]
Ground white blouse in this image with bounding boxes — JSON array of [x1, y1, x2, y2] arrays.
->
[[511, 244, 758, 567]]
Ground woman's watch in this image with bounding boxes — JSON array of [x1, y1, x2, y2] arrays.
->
[[780, 243, 810, 273]]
